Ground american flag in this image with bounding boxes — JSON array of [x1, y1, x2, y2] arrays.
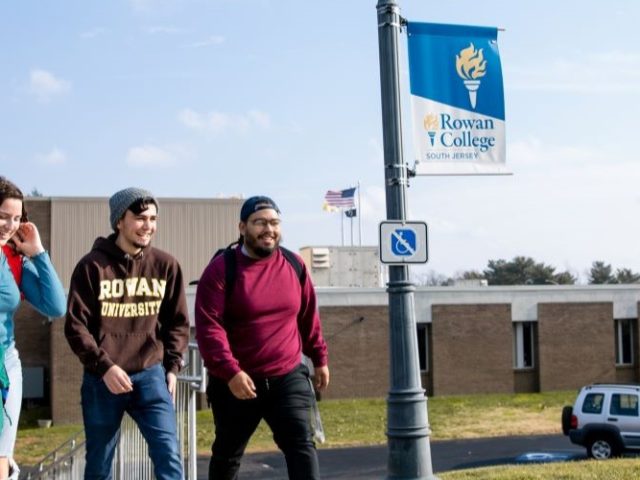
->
[[324, 187, 356, 208]]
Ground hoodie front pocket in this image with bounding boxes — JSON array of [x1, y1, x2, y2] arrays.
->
[[100, 333, 160, 372]]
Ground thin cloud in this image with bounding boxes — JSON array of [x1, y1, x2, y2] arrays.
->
[[129, 0, 159, 11], [80, 27, 108, 39], [248, 110, 270, 129], [29, 69, 71, 102], [143, 25, 185, 35], [126, 145, 176, 168], [36, 148, 67, 166], [367, 137, 384, 165], [184, 35, 225, 48], [507, 50, 640, 94], [508, 137, 601, 169], [178, 108, 271, 134], [507, 139, 640, 193], [358, 185, 386, 224], [128, 0, 182, 14]]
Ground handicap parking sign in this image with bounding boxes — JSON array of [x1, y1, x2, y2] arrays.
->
[[391, 229, 417, 256], [379, 221, 428, 264]]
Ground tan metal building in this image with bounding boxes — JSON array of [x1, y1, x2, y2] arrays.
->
[[35, 196, 243, 288]]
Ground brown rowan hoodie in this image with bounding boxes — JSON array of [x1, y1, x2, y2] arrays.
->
[[65, 235, 189, 376]]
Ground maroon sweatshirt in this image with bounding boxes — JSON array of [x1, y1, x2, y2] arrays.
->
[[195, 247, 328, 381], [65, 235, 190, 376]]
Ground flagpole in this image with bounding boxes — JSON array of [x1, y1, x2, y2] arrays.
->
[[349, 188, 354, 246], [340, 208, 344, 246], [350, 212, 354, 246], [357, 180, 362, 246]]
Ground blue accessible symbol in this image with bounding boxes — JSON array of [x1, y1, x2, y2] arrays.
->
[[391, 229, 417, 257]]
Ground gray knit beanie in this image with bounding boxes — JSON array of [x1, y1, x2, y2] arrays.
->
[[109, 187, 157, 231]]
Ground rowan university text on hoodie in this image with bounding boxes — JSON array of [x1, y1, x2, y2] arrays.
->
[[65, 235, 189, 376]]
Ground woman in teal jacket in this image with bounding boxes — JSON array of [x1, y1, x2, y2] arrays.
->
[[0, 176, 65, 478]]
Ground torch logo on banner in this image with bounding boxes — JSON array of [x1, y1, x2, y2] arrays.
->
[[423, 114, 438, 146], [456, 43, 487, 109]]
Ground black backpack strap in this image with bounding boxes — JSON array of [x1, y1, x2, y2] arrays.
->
[[279, 247, 306, 285], [223, 247, 237, 302]]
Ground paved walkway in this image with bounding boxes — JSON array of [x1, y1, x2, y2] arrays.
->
[[196, 434, 584, 479]]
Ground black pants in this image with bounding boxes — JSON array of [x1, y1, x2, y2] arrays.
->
[[207, 364, 320, 480]]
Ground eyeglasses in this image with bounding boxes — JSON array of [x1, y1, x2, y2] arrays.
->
[[251, 218, 281, 229]]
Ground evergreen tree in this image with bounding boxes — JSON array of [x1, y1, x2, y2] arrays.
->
[[615, 268, 640, 284], [588, 261, 616, 284], [483, 256, 575, 285], [554, 271, 578, 285]]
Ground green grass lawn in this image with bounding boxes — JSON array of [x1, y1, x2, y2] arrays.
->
[[195, 391, 576, 454], [439, 458, 640, 479], [22, 389, 640, 478], [16, 391, 578, 467]]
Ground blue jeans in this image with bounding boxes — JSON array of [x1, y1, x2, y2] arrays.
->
[[81, 364, 183, 480], [207, 364, 320, 480]]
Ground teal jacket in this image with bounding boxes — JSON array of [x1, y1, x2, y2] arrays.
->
[[0, 250, 66, 348], [0, 250, 65, 431]]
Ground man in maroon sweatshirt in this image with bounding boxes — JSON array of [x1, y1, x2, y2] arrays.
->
[[195, 195, 329, 480]]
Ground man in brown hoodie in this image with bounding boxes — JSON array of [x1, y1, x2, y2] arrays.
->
[[65, 187, 189, 480]]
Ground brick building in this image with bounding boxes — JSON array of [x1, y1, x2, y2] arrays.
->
[[316, 286, 640, 403]]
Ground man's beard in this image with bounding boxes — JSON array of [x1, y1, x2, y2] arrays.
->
[[244, 232, 280, 258]]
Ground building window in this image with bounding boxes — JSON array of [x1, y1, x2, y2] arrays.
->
[[417, 323, 429, 372], [513, 322, 535, 369], [615, 319, 635, 366]]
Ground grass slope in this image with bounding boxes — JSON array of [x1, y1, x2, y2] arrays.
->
[[17, 391, 577, 467]]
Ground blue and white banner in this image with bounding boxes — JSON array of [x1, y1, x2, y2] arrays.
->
[[407, 22, 509, 175]]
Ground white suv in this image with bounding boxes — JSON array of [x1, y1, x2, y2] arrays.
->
[[562, 383, 640, 459]]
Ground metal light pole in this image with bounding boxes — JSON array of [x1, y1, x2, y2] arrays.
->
[[376, 1, 437, 478]]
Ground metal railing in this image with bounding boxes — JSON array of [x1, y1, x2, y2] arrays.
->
[[24, 430, 86, 480], [26, 343, 206, 479]]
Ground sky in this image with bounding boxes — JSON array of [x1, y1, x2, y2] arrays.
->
[[1, 0, 639, 282]]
